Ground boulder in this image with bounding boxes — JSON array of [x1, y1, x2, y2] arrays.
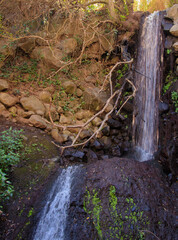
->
[[162, 18, 173, 32], [57, 38, 77, 55], [159, 102, 169, 114], [83, 86, 111, 111], [60, 114, 71, 124], [107, 118, 122, 129], [17, 108, 35, 118], [29, 115, 47, 129], [166, 4, 178, 24], [51, 128, 64, 143], [62, 81, 77, 94], [31, 46, 63, 68], [0, 103, 5, 112], [0, 93, 18, 107], [76, 110, 92, 120], [92, 117, 102, 127], [170, 24, 178, 37], [165, 36, 177, 49], [39, 91, 52, 103], [76, 88, 83, 97], [80, 129, 93, 139], [44, 104, 59, 121], [18, 38, 36, 53], [173, 42, 178, 53], [0, 79, 9, 91], [20, 96, 45, 115], [9, 106, 17, 115]]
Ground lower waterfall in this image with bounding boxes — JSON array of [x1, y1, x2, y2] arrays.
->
[[33, 166, 79, 240]]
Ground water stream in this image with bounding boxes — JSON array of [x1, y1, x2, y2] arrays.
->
[[133, 11, 164, 161], [33, 166, 79, 240]]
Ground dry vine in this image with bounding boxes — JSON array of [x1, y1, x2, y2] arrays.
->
[[46, 59, 136, 154]]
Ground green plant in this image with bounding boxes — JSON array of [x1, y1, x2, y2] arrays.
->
[[0, 169, 14, 202], [0, 127, 23, 172], [0, 128, 24, 204], [84, 188, 103, 239], [163, 72, 177, 94], [171, 91, 178, 113], [166, 49, 172, 55]]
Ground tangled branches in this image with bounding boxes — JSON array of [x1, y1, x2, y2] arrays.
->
[[47, 59, 136, 153]]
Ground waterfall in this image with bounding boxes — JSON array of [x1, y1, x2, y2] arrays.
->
[[33, 166, 79, 240], [133, 12, 164, 161]]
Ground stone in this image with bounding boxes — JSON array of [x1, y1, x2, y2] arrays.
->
[[31, 46, 63, 69], [84, 86, 111, 111], [20, 96, 45, 115], [102, 126, 110, 136], [0, 39, 15, 68], [76, 110, 92, 120], [111, 145, 123, 157], [29, 115, 47, 129], [44, 104, 59, 121], [72, 151, 85, 160], [9, 106, 17, 115], [62, 130, 71, 142], [57, 38, 77, 55], [166, 4, 178, 24], [173, 42, 178, 52], [0, 79, 9, 91], [57, 106, 63, 114], [86, 149, 98, 161], [18, 38, 36, 53], [107, 118, 122, 129], [76, 88, 83, 97], [60, 114, 71, 124], [170, 24, 178, 37], [0, 93, 18, 107], [162, 18, 173, 32], [39, 91, 51, 103], [80, 129, 92, 139], [0, 103, 5, 112], [101, 136, 112, 149], [1, 110, 11, 118], [17, 117, 29, 124], [165, 36, 177, 49], [51, 128, 64, 143], [158, 102, 169, 114], [91, 139, 103, 150], [44, 86, 55, 93], [92, 117, 102, 127], [122, 100, 133, 112], [62, 81, 77, 94]]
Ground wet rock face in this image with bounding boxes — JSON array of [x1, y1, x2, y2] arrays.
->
[[74, 158, 175, 240]]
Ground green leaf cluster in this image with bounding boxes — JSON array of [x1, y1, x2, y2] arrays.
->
[[0, 127, 24, 204], [171, 91, 178, 113]]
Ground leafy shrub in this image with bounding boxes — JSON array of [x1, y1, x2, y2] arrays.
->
[[0, 127, 23, 203], [171, 91, 178, 113]]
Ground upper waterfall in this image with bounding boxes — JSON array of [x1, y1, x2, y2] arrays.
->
[[133, 11, 164, 161]]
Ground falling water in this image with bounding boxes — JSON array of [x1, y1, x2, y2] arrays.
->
[[33, 166, 79, 240], [133, 12, 164, 161]]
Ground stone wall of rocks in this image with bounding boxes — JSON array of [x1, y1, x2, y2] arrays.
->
[[0, 78, 131, 159], [162, 4, 178, 75]]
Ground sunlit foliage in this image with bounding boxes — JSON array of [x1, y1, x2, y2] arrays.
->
[[134, 0, 177, 12]]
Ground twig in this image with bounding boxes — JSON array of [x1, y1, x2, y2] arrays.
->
[[139, 230, 160, 240], [99, 59, 133, 94]]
